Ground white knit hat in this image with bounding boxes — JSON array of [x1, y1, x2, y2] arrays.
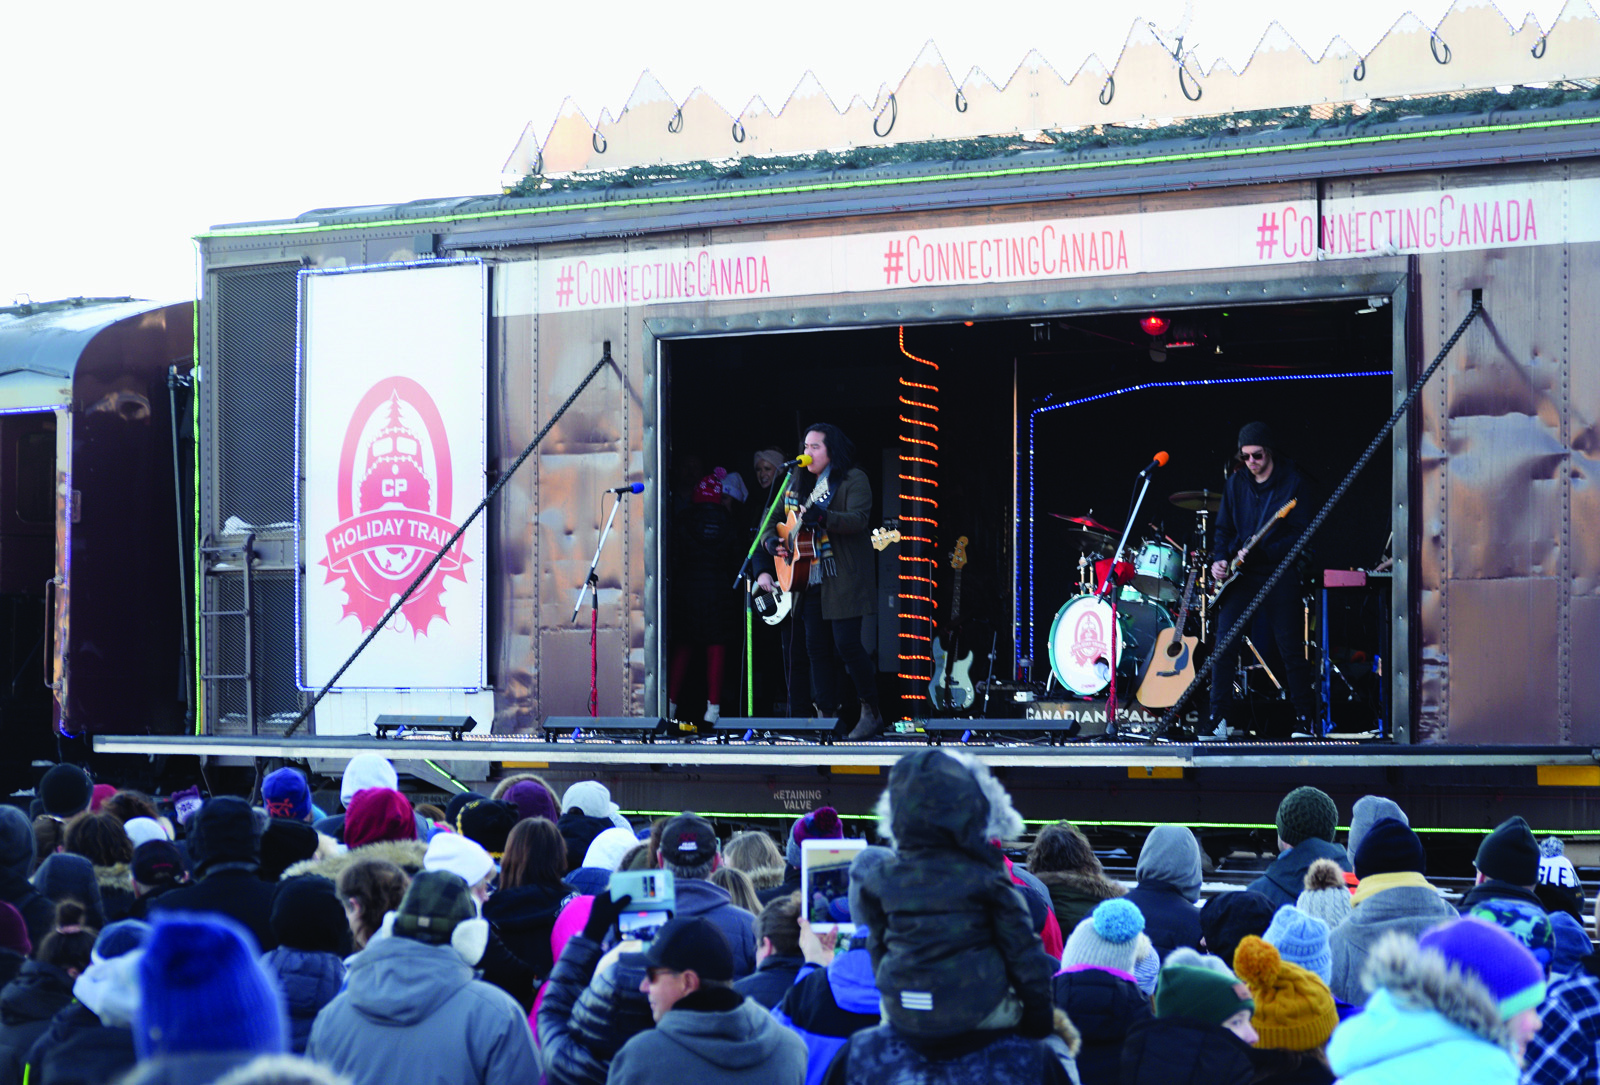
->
[[1061, 898, 1149, 974], [1296, 858, 1352, 931], [424, 832, 495, 889]]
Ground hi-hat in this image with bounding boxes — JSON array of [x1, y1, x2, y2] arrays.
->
[[1169, 490, 1221, 513], [1050, 512, 1114, 535]]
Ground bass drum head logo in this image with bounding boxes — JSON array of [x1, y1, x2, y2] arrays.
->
[[320, 376, 472, 635]]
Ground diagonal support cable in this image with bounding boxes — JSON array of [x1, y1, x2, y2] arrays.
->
[[1148, 297, 1483, 743], [282, 343, 618, 738]]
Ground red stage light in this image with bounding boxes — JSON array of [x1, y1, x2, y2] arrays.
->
[[1140, 313, 1170, 336]]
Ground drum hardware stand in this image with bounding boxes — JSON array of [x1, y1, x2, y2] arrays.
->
[[1097, 461, 1163, 738], [980, 630, 999, 718]]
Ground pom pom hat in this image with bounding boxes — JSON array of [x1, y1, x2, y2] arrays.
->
[[1297, 859, 1352, 930], [1418, 917, 1546, 1020], [136, 913, 287, 1058], [1061, 898, 1149, 974], [1233, 935, 1339, 1051]]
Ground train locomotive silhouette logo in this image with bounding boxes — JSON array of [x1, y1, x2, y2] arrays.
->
[[320, 376, 472, 635]]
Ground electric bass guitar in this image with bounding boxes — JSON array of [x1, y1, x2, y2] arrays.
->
[[1136, 565, 1200, 708], [773, 507, 818, 592], [1207, 498, 1297, 609], [930, 537, 975, 711], [870, 528, 902, 551]]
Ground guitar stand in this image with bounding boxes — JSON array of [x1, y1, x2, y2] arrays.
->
[[1242, 636, 1283, 692]]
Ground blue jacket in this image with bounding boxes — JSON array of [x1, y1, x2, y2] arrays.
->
[[1247, 837, 1351, 910], [260, 946, 345, 1054], [772, 944, 881, 1085], [672, 877, 758, 978]]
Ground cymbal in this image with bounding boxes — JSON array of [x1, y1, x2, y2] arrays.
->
[[1168, 489, 1221, 513], [1049, 512, 1115, 535]]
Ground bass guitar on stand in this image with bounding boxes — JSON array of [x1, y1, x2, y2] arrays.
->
[[930, 537, 975, 712]]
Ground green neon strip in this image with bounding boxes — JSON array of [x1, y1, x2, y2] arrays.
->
[[423, 760, 468, 791], [196, 115, 1600, 242]]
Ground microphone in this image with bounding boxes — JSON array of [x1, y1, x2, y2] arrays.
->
[[1138, 451, 1170, 478], [606, 482, 645, 494], [781, 454, 813, 469]]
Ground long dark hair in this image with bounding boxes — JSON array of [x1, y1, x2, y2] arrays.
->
[[801, 423, 855, 475], [499, 817, 567, 888], [1028, 822, 1104, 877]]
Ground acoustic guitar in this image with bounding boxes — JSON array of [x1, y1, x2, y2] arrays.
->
[[1207, 498, 1297, 609], [773, 508, 818, 592], [1136, 565, 1200, 708]]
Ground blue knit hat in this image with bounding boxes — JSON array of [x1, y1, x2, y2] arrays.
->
[[93, 919, 151, 964], [1263, 904, 1332, 983], [1419, 917, 1546, 1020], [1061, 898, 1149, 974], [261, 768, 313, 822], [136, 913, 287, 1058]]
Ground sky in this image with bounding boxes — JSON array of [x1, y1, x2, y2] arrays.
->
[[0, 0, 1568, 305]]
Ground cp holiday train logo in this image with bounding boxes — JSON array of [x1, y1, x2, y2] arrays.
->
[[320, 376, 472, 635]]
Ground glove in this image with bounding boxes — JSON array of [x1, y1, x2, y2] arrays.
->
[[800, 506, 826, 528], [581, 890, 633, 943]]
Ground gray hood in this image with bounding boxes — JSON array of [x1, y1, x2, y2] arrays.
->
[[1136, 824, 1203, 903], [344, 933, 472, 1027], [655, 998, 792, 1071], [1348, 796, 1409, 858]]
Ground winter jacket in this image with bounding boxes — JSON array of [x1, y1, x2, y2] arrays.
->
[[559, 814, 614, 874], [1249, 1048, 1336, 1084], [734, 953, 806, 1009], [821, 1023, 1075, 1085], [20, 999, 136, 1085], [1120, 1015, 1257, 1085], [484, 879, 571, 980], [312, 810, 434, 846], [0, 960, 76, 1083], [0, 953, 20, 992], [1327, 879, 1456, 1005], [772, 944, 881, 1085], [280, 838, 428, 883], [147, 796, 278, 950], [307, 934, 541, 1085], [1050, 966, 1152, 1085], [113, 1052, 262, 1085], [759, 465, 875, 621], [670, 878, 758, 978], [1248, 837, 1352, 911], [0, 871, 50, 965], [1122, 881, 1202, 962], [1032, 871, 1125, 938], [855, 749, 1056, 1040], [1326, 933, 1521, 1085], [1457, 879, 1545, 915], [1006, 861, 1064, 959], [606, 987, 807, 1085], [536, 932, 653, 1085], [259, 945, 344, 1055]]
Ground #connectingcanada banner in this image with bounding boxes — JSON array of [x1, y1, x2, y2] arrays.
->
[[299, 263, 487, 690]]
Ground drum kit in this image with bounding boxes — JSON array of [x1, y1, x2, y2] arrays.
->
[[1045, 490, 1221, 701]]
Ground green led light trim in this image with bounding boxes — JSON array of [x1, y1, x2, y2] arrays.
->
[[423, 760, 468, 791], [197, 114, 1600, 242]]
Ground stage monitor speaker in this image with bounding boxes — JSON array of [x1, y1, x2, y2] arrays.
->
[[373, 714, 478, 740], [921, 718, 1081, 743], [712, 716, 836, 744], [543, 716, 664, 741]]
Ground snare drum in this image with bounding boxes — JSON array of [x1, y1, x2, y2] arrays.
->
[[1047, 594, 1174, 697], [1132, 540, 1184, 603]]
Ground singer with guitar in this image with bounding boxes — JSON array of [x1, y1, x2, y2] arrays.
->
[[755, 424, 884, 739], [1203, 421, 1320, 739]]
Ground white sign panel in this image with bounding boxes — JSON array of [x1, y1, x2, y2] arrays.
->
[[299, 262, 487, 689]]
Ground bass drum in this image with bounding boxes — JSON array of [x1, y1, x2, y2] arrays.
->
[[1048, 593, 1174, 697]]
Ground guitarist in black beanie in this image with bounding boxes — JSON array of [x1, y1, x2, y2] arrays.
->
[[1201, 421, 1318, 739]]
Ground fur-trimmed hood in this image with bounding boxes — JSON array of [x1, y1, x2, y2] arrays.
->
[[745, 864, 787, 891], [282, 838, 427, 882], [1359, 931, 1512, 1051], [1033, 868, 1126, 899], [874, 749, 1024, 857], [94, 861, 134, 892]]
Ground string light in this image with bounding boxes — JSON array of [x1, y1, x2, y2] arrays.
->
[[896, 326, 942, 714]]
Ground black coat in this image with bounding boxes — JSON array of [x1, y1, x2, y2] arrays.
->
[[0, 952, 21, 992], [21, 1000, 136, 1085], [535, 932, 654, 1085], [1250, 1047, 1336, 1085], [148, 869, 278, 951], [672, 500, 742, 644], [0, 961, 76, 1084], [0, 870, 53, 954], [558, 813, 613, 875], [483, 880, 570, 981], [1122, 880, 1203, 961], [1051, 968, 1152, 1085], [259, 946, 344, 1055], [733, 953, 806, 1010], [1211, 456, 1314, 571], [1120, 1016, 1257, 1085]]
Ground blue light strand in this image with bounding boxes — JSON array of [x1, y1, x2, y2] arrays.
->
[[1019, 369, 1390, 671]]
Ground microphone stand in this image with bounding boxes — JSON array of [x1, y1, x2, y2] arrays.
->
[[575, 489, 628, 717], [1097, 467, 1160, 737], [735, 469, 799, 715]]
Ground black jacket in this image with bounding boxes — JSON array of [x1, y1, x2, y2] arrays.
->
[[259, 946, 344, 1055], [734, 953, 807, 1009], [0, 960, 77, 1084], [0, 952, 21, 992], [822, 1024, 1072, 1085], [21, 1000, 136, 1085], [1458, 879, 1546, 914], [483, 880, 570, 980], [1051, 967, 1152, 1085], [1123, 880, 1204, 961], [0, 869, 53, 953], [558, 814, 613, 875], [1122, 1015, 1257, 1085], [1251, 1047, 1336, 1085], [148, 869, 278, 951], [1247, 837, 1352, 911], [536, 931, 654, 1085], [1211, 457, 1314, 572]]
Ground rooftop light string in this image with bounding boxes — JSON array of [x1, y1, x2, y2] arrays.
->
[[896, 326, 940, 714]]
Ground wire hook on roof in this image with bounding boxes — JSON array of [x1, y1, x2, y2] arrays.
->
[[874, 93, 898, 138], [1099, 75, 1115, 106], [668, 108, 684, 134]]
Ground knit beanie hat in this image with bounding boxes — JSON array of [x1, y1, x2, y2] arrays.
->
[[93, 919, 151, 963], [270, 876, 350, 955], [1237, 421, 1277, 451], [38, 764, 93, 818], [1200, 889, 1277, 966], [786, 806, 844, 867], [456, 799, 518, 858], [1297, 859, 1352, 931], [1353, 817, 1427, 878], [75, 923, 149, 1029], [258, 819, 320, 882], [1155, 963, 1255, 1026], [339, 755, 398, 809], [1262, 904, 1332, 983], [1536, 838, 1585, 919], [1465, 897, 1556, 970], [261, 768, 313, 822], [0, 806, 31, 879], [443, 791, 487, 827], [583, 827, 640, 872], [136, 913, 287, 1058], [91, 784, 117, 813], [1475, 816, 1540, 886], [391, 870, 489, 965], [123, 817, 170, 849], [343, 788, 415, 849], [1233, 935, 1338, 1051], [1418, 917, 1546, 1020], [503, 781, 560, 824], [32, 852, 107, 928], [1276, 787, 1338, 847], [0, 902, 29, 957], [1061, 898, 1148, 974], [1347, 796, 1409, 859], [423, 832, 496, 889]]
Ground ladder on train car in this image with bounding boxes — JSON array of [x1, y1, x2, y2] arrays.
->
[[200, 532, 258, 735]]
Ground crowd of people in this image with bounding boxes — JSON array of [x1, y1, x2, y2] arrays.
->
[[0, 753, 1595, 1084]]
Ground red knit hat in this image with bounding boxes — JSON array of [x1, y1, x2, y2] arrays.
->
[[792, 806, 843, 844], [691, 468, 728, 505], [344, 787, 416, 849], [90, 784, 117, 813]]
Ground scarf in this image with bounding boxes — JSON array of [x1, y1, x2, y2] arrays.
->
[[1351, 870, 1435, 906], [785, 467, 838, 583]]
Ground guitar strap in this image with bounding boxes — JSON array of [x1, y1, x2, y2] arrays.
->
[[786, 467, 838, 584]]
